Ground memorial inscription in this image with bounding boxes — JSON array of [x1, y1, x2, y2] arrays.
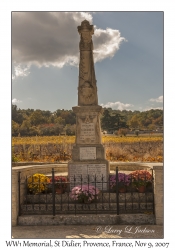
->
[[80, 123, 95, 141], [69, 164, 107, 189], [80, 147, 96, 160]]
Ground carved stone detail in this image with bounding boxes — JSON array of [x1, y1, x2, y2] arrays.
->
[[79, 81, 96, 105]]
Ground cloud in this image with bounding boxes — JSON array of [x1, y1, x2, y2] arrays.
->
[[101, 101, 133, 110], [12, 98, 22, 103], [12, 64, 30, 80], [12, 12, 126, 77], [93, 28, 126, 62], [149, 96, 163, 103]]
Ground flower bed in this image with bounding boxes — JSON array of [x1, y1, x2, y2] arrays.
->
[[109, 170, 153, 193]]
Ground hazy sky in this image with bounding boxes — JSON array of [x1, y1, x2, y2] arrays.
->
[[12, 11, 163, 112]]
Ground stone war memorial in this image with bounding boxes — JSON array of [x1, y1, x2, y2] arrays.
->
[[12, 19, 163, 228], [68, 20, 109, 190]]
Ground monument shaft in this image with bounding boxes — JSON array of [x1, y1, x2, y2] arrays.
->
[[77, 20, 98, 106], [68, 20, 109, 190]]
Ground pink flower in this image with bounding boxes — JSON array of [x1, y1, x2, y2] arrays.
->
[[70, 185, 100, 202]]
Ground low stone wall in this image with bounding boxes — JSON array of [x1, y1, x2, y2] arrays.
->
[[18, 214, 155, 226]]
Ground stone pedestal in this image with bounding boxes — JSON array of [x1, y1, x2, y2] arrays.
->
[[68, 106, 109, 190], [68, 20, 109, 190]]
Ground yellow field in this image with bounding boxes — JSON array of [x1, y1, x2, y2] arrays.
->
[[12, 135, 75, 145], [12, 135, 163, 163], [12, 135, 163, 145]]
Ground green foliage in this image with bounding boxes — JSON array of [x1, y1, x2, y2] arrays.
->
[[12, 153, 19, 162], [12, 105, 24, 125], [30, 110, 46, 126], [12, 146, 20, 162], [12, 120, 19, 136], [12, 105, 163, 137], [101, 109, 128, 132], [64, 124, 76, 135]]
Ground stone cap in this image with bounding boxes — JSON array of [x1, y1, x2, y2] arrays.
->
[[153, 165, 163, 171], [77, 20, 94, 34]]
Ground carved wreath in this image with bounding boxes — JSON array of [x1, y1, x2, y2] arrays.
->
[[80, 82, 95, 103]]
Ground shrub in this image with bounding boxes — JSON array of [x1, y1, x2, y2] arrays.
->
[[118, 128, 128, 137], [135, 130, 139, 136], [12, 153, 19, 162], [12, 146, 20, 162]]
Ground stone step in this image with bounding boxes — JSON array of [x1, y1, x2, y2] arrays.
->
[[18, 213, 156, 225]]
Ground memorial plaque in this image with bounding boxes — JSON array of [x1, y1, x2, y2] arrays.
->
[[69, 165, 85, 183], [69, 164, 107, 190], [80, 147, 96, 160], [80, 123, 95, 141]]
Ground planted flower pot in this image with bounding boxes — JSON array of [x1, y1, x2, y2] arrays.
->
[[119, 187, 127, 193], [70, 185, 100, 204], [55, 187, 64, 194], [127, 183, 137, 192], [83, 198, 92, 204], [110, 173, 131, 193], [137, 186, 146, 193], [130, 170, 153, 193]]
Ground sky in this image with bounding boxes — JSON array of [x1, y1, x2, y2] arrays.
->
[[12, 11, 163, 112]]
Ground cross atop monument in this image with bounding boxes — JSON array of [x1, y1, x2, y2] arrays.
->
[[77, 20, 98, 106]]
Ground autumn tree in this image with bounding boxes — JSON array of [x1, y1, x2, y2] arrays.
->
[[12, 120, 20, 136], [29, 110, 46, 126]]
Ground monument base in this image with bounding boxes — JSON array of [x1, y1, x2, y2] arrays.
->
[[68, 160, 109, 190]]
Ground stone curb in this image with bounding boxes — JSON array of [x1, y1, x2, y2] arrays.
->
[[18, 214, 155, 226]]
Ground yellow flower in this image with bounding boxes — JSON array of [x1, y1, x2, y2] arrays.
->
[[27, 173, 50, 194]]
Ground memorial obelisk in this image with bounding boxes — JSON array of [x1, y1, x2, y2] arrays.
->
[[68, 20, 109, 190]]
